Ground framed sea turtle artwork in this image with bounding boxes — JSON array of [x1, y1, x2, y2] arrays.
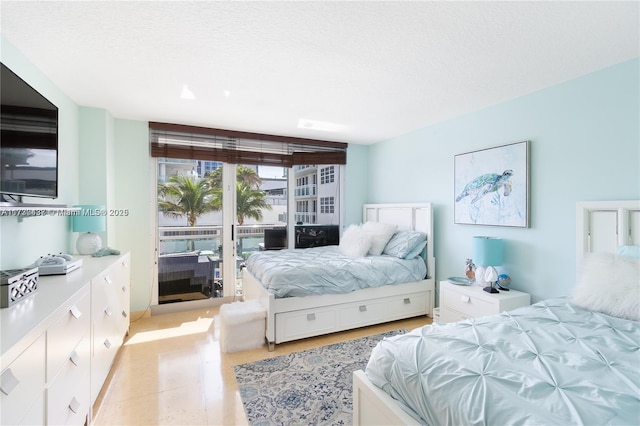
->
[[454, 140, 530, 227]]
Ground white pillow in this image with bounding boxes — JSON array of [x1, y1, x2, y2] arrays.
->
[[338, 225, 372, 257], [571, 252, 640, 321], [362, 221, 398, 255]]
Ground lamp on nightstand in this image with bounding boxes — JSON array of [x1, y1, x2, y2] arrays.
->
[[472, 236, 504, 294], [73, 205, 106, 255]]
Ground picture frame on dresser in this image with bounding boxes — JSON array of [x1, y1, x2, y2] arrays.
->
[[454, 140, 530, 228]]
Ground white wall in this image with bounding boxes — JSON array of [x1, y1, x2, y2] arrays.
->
[[364, 58, 640, 302]]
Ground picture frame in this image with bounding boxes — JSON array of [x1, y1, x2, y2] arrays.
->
[[454, 140, 530, 227]]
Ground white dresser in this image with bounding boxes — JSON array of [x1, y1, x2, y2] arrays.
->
[[0, 253, 130, 426], [439, 280, 530, 323]]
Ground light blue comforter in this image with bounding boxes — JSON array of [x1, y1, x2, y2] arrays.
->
[[366, 298, 640, 425], [245, 246, 427, 298]]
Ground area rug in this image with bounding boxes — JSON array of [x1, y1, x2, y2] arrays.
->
[[234, 330, 405, 426]]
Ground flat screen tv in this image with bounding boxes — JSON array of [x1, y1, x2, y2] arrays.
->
[[0, 62, 58, 199]]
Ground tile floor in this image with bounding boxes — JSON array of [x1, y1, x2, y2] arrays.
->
[[92, 306, 430, 425]]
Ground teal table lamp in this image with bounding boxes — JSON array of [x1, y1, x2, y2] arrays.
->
[[472, 236, 504, 293], [73, 205, 106, 255]]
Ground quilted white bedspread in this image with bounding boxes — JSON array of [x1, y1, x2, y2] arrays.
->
[[244, 246, 427, 298], [365, 298, 640, 425]]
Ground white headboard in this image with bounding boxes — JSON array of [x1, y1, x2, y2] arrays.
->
[[363, 203, 435, 279], [576, 200, 640, 271]]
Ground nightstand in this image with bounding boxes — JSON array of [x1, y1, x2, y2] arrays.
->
[[439, 280, 530, 323]]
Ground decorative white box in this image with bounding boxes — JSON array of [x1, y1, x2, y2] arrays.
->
[[219, 300, 266, 353], [1, 267, 39, 308]]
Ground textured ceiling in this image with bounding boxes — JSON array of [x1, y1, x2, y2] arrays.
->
[[1, 1, 638, 144]]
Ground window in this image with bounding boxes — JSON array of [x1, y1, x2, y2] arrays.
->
[[320, 166, 335, 184], [320, 196, 334, 214]]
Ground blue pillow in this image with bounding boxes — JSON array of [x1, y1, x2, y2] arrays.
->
[[383, 231, 426, 259], [617, 245, 640, 259], [403, 240, 427, 259]]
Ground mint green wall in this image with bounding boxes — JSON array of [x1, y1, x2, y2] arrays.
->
[[0, 36, 80, 268], [78, 107, 112, 248], [59, 110, 152, 312], [113, 120, 153, 312], [364, 58, 640, 302], [344, 144, 370, 226]]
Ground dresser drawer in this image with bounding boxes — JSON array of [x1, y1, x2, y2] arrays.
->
[[47, 336, 90, 425], [91, 310, 122, 401], [441, 286, 495, 318], [0, 334, 45, 426], [47, 289, 90, 382], [275, 307, 337, 343]]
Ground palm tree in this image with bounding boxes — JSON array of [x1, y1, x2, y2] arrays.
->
[[205, 165, 272, 224], [205, 165, 261, 188], [158, 175, 215, 227], [236, 165, 262, 187], [235, 182, 272, 225], [204, 165, 273, 256]]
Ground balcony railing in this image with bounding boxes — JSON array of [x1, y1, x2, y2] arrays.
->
[[159, 224, 281, 258], [157, 224, 285, 303], [295, 213, 316, 224], [295, 184, 316, 197]]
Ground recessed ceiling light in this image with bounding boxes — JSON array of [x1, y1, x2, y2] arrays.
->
[[224, 90, 231, 98], [180, 84, 195, 100], [297, 118, 347, 132]]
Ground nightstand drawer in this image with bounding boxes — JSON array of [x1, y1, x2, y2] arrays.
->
[[442, 288, 495, 318], [440, 306, 466, 323], [439, 281, 531, 323]]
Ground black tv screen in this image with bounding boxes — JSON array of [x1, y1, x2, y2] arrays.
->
[[0, 63, 58, 199]]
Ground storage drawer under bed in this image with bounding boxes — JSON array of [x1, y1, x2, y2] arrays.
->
[[274, 291, 428, 343], [275, 306, 337, 343], [339, 292, 427, 328]]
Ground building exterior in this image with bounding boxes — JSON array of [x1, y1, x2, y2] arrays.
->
[[158, 159, 339, 227], [293, 165, 340, 225]]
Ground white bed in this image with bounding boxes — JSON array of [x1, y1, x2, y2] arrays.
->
[[353, 199, 640, 425], [242, 203, 436, 351]]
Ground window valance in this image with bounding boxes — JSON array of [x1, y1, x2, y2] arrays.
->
[[149, 122, 347, 166]]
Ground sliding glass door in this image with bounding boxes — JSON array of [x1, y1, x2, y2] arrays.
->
[[235, 164, 288, 268], [156, 158, 233, 304], [155, 160, 290, 304], [150, 122, 347, 306]]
